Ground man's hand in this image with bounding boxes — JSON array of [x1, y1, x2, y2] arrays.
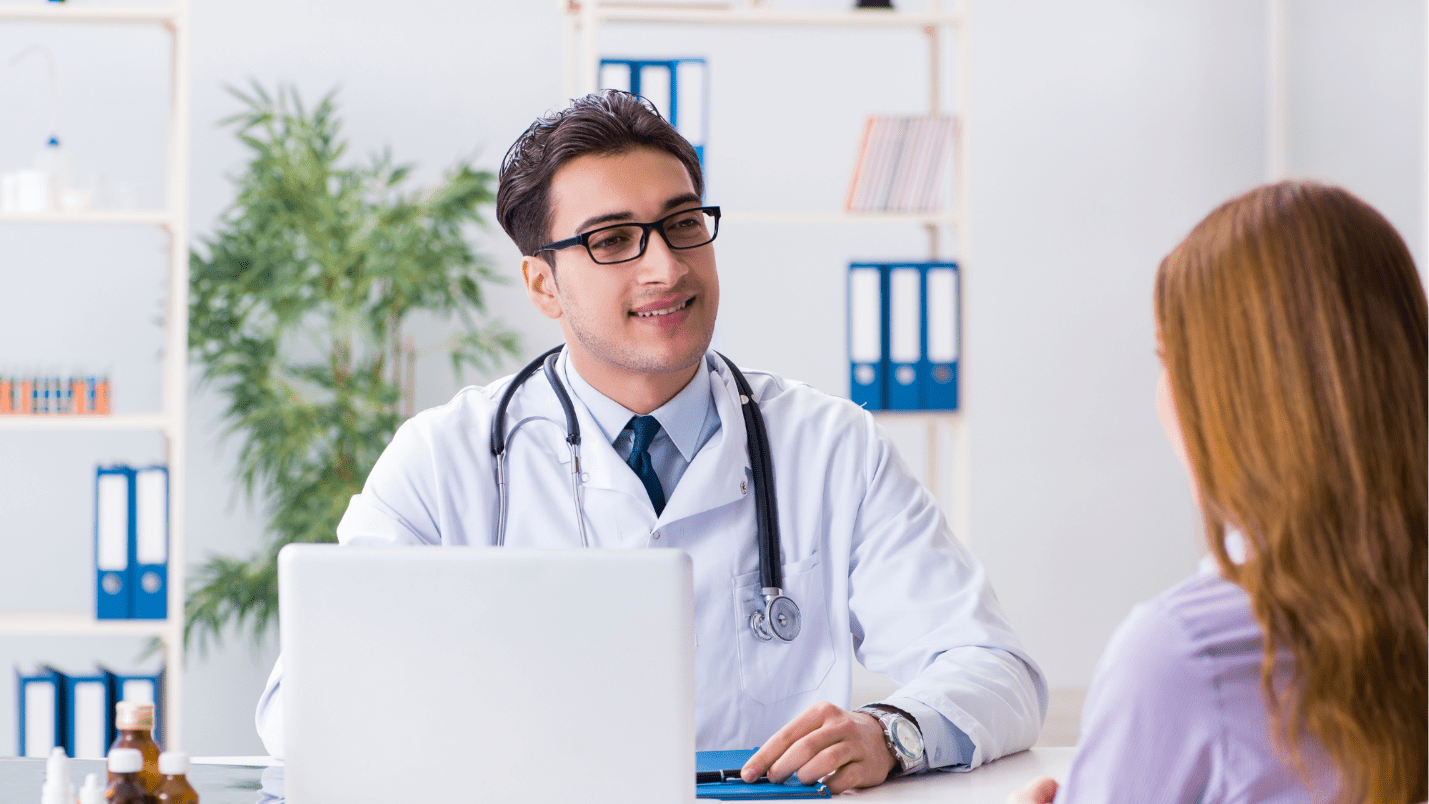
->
[[739, 701, 897, 794], [1007, 776, 1059, 804]]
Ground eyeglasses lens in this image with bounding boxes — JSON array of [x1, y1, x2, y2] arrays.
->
[[586, 209, 716, 264], [587, 226, 645, 263], [662, 208, 715, 248]]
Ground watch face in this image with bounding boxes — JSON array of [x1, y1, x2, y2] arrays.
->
[[890, 718, 925, 760]]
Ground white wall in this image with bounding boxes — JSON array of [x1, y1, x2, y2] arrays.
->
[[1, 0, 1421, 754]]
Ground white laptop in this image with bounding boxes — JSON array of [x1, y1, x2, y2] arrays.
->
[[279, 544, 696, 804]]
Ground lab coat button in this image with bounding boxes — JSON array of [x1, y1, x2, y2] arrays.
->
[[740, 480, 748, 494], [652, 530, 661, 540]]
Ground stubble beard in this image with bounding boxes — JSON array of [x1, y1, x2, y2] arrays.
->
[[559, 288, 714, 378]]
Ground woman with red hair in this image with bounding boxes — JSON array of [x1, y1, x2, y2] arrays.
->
[[1013, 181, 1427, 804]]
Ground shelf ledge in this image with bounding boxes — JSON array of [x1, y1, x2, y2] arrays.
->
[[579, 5, 964, 28], [0, 613, 176, 638], [869, 409, 965, 420], [721, 210, 959, 226], [0, 5, 181, 24], [0, 413, 172, 432], [0, 210, 175, 226]]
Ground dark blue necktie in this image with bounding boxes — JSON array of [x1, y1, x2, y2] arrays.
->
[[626, 415, 666, 515]]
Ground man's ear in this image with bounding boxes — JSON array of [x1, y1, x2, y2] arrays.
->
[[522, 255, 563, 320]]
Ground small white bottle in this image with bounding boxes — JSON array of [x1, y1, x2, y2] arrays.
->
[[0, 171, 19, 212], [78, 773, 106, 804], [39, 746, 74, 804], [33, 136, 69, 212], [13, 167, 49, 213]]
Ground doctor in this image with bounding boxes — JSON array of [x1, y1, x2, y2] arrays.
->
[[256, 91, 1045, 792]]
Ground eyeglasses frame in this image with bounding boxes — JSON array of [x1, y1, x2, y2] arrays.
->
[[537, 205, 722, 265]]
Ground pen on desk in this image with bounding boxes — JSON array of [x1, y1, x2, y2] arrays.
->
[[696, 769, 768, 784]]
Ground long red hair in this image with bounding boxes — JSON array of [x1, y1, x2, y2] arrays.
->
[[1155, 181, 1427, 803]]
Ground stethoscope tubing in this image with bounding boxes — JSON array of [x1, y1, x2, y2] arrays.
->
[[714, 352, 783, 595], [489, 345, 799, 642], [541, 350, 589, 548], [491, 344, 566, 547]]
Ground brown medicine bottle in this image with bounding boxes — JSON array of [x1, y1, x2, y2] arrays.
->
[[109, 701, 162, 792], [155, 751, 199, 803], [106, 748, 159, 804]]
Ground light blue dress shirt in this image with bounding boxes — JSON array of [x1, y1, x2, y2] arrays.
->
[[561, 354, 722, 501]]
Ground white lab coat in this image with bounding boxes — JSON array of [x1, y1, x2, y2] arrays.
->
[[257, 352, 1046, 765]]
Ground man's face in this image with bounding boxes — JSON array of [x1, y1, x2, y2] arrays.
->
[[525, 147, 719, 387]]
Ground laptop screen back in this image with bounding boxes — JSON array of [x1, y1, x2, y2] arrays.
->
[[279, 545, 695, 804]]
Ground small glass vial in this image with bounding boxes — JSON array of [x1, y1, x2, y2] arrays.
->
[[109, 701, 162, 792], [106, 748, 158, 804], [155, 751, 199, 803]]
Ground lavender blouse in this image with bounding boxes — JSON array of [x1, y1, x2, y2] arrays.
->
[[1054, 570, 1339, 803]]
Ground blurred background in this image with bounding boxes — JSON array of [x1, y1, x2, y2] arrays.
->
[[0, 0, 1422, 756]]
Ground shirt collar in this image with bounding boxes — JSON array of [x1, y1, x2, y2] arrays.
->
[[560, 349, 713, 463]]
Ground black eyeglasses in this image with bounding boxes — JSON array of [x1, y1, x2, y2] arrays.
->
[[538, 206, 721, 265]]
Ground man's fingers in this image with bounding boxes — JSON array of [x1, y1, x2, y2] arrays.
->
[[741, 702, 840, 781], [742, 701, 894, 794], [792, 740, 859, 786], [821, 760, 880, 795], [766, 724, 843, 783], [740, 719, 812, 780]]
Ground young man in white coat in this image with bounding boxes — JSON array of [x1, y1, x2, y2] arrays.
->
[[256, 91, 1045, 793]]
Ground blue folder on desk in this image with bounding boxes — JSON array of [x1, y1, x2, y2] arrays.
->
[[697, 749, 830, 799]]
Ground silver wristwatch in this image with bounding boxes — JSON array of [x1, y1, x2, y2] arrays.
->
[[856, 705, 927, 776]]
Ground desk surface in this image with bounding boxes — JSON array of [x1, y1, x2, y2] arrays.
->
[[0, 758, 267, 804], [0, 748, 1074, 803], [843, 748, 1072, 801]]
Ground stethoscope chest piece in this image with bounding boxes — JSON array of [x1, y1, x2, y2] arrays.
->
[[750, 590, 802, 642]]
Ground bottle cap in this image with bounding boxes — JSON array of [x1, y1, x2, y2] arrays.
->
[[78, 773, 106, 804], [40, 747, 73, 804], [158, 751, 189, 775], [44, 745, 68, 777], [108, 748, 144, 773], [115, 700, 155, 730]]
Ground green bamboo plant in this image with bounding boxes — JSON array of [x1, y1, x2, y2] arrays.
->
[[184, 83, 519, 655]]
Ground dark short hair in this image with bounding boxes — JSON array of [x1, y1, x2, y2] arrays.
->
[[496, 90, 705, 259]]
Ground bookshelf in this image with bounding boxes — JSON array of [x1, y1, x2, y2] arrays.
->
[[560, 0, 972, 544], [0, 0, 190, 750]]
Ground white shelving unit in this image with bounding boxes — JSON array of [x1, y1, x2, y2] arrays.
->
[[561, 0, 973, 543], [0, 0, 190, 750]]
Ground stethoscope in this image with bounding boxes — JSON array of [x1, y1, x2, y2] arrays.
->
[[489, 344, 802, 643]]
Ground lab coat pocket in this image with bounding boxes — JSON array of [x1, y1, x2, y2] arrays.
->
[[732, 552, 835, 705]]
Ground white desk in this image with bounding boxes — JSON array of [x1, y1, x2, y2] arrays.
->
[[1, 749, 1073, 803], [836, 748, 1074, 802]]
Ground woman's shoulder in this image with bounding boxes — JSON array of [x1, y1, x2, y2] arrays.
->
[[1091, 572, 1264, 713], [1061, 572, 1327, 804], [1153, 571, 1257, 629], [1158, 572, 1266, 667], [1058, 576, 1240, 802]]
